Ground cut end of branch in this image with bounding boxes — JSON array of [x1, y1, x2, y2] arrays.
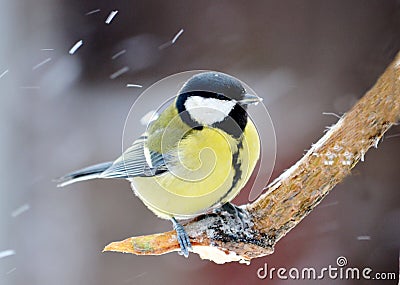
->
[[103, 232, 180, 255]]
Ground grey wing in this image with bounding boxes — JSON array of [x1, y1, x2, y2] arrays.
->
[[100, 135, 166, 179]]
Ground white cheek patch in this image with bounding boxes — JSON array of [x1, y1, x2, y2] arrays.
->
[[184, 96, 236, 125]]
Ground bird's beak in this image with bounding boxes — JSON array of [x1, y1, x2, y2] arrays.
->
[[239, 94, 263, 105]]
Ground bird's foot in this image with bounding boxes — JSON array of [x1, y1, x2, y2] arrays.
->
[[171, 217, 192, 258]]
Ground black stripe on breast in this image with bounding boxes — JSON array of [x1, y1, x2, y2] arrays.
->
[[215, 139, 244, 205]]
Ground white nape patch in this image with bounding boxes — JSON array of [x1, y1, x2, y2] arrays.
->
[[184, 96, 236, 125]]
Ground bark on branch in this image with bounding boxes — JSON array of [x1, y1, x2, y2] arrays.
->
[[103, 52, 400, 264]]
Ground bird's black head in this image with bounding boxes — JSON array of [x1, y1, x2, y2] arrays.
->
[[176, 72, 260, 138]]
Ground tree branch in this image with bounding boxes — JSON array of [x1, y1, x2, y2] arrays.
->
[[103, 52, 400, 264]]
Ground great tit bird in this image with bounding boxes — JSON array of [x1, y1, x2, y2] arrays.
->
[[57, 71, 261, 257]]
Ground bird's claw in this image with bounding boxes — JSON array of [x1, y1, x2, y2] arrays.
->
[[171, 217, 192, 258]]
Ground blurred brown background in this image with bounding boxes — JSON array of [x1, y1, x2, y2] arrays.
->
[[1, 1, 399, 284]]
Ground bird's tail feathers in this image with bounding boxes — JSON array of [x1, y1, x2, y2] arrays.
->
[[56, 161, 113, 187]]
